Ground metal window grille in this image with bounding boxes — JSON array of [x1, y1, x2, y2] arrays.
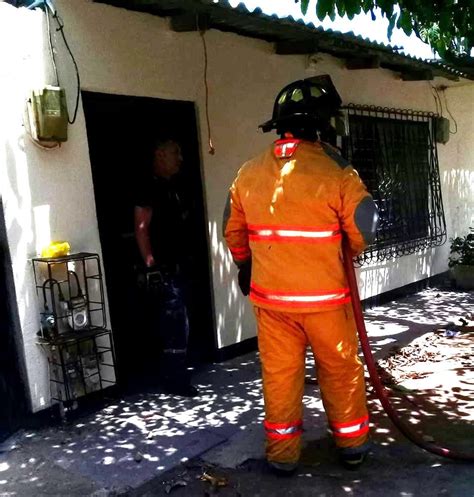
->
[[342, 104, 447, 266]]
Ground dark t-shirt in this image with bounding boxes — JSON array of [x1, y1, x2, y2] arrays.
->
[[135, 176, 190, 266]]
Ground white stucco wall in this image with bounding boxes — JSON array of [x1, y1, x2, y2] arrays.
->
[[438, 85, 474, 237], [0, 0, 472, 412]]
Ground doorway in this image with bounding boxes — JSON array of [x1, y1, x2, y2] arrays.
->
[[0, 200, 28, 442], [82, 91, 216, 388]]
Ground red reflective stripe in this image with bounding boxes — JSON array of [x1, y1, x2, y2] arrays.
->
[[248, 224, 341, 243], [266, 432, 302, 440], [232, 254, 250, 262], [274, 139, 301, 159], [264, 419, 303, 440], [250, 283, 351, 307], [229, 246, 251, 261], [248, 224, 340, 232], [331, 415, 370, 439], [249, 234, 341, 243], [264, 420, 302, 431], [275, 139, 302, 145], [332, 415, 369, 429], [229, 246, 249, 254], [333, 425, 369, 439], [251, 293, 351, 308], [251, 283, 350, 297]]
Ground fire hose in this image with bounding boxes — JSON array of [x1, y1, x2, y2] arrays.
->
[[342, 240, 474, 462]]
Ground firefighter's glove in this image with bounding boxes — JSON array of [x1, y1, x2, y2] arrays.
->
[[237, 260, 251, 296]]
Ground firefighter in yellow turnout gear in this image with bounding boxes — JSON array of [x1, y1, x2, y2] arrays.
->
[[223, 76, 379, 473]]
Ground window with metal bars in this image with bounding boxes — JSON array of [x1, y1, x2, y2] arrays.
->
[[342, 104, 447, 266]]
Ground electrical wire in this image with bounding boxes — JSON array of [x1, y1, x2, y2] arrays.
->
[[197, 15, 215, 155], [431, 91, 439, 115], [442, 90, 458, 134], [38, 1, 81, 124], [429, 83, 439, 115], [430, 84, 443, 116], [434, 86, 444, 117], [45, 5, 59, 86], [52, 12, 81, 124]]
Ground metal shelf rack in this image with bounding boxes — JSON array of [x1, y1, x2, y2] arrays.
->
[[32, 252, 116, 406]]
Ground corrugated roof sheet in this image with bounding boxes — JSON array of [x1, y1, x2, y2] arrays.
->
[[95, 0, 473, 80]]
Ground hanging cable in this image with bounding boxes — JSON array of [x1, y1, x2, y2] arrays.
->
[[430, 84, 443, 116], [30, 1, 81, 124], [45, 5, 59, 86], [434, 87, 444, 117], [431, 91, 439, 115], [52, 12, 81, 124], [197, 15, 215, 155], [429, 83, 439, 115], [442, 90, 458, 134]]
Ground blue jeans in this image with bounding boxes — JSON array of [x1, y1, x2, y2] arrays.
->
[[147, 269, 190, 385]]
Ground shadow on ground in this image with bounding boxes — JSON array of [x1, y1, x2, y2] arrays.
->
[[0, 288, 472, 496]]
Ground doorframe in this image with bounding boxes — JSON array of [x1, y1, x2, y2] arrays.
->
[[0, 199, 29, 438], [190, 102, 218, 357], [81, 90, 218, 377]]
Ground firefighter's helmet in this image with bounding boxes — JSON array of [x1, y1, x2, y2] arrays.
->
[[259, 75, 342, 133]]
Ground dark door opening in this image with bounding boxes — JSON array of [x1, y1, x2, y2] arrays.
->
[[0, 200, 28, 442], [82, 91, 216, 388]]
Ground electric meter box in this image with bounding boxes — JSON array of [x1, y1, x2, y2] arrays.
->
[[435, 116, 450, 145], [30, 86, 68, 142]]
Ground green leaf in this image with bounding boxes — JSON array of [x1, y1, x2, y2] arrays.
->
[[291, 0, 473, 58], [397, 9, 413, 36], [384, 2, 394, 18], [377, 0, 395, 17], [438, 10, 452, 33], [387, 13, 397, 40], [345, 0, 362, 19], [316, 0, 335, 21], [361, 0, 374, 12], [300, 0, 310, 15], [335, 0, 345, 16]]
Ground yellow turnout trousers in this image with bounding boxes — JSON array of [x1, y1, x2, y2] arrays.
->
[[256, 303, 370, 464]]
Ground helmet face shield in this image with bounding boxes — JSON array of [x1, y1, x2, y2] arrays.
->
[[259, 75, 342, 133]]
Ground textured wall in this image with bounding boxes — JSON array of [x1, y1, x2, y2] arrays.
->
[[0, 0, 471, 411]]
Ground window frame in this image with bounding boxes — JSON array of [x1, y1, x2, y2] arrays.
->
[[341, 104, 447, 266]]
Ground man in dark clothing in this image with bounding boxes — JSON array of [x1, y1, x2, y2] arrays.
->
[[134, 138, 198, 397]]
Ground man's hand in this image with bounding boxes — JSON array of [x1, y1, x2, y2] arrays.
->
[[238, 260, 251, 296]]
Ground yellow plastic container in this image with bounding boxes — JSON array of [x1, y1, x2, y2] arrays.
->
[[41, 241, 71, 259]]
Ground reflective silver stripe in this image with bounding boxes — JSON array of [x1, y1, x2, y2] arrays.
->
[[333, 419, 369, 435], [281, 144, 291, 155], [249, 229, 340, 238], [266, 426, 301, 436], [256, 292, 349, 303], [163, 349, 187, 354]]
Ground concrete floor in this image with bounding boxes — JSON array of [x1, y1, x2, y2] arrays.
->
[[0, 288, 472, 497]]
